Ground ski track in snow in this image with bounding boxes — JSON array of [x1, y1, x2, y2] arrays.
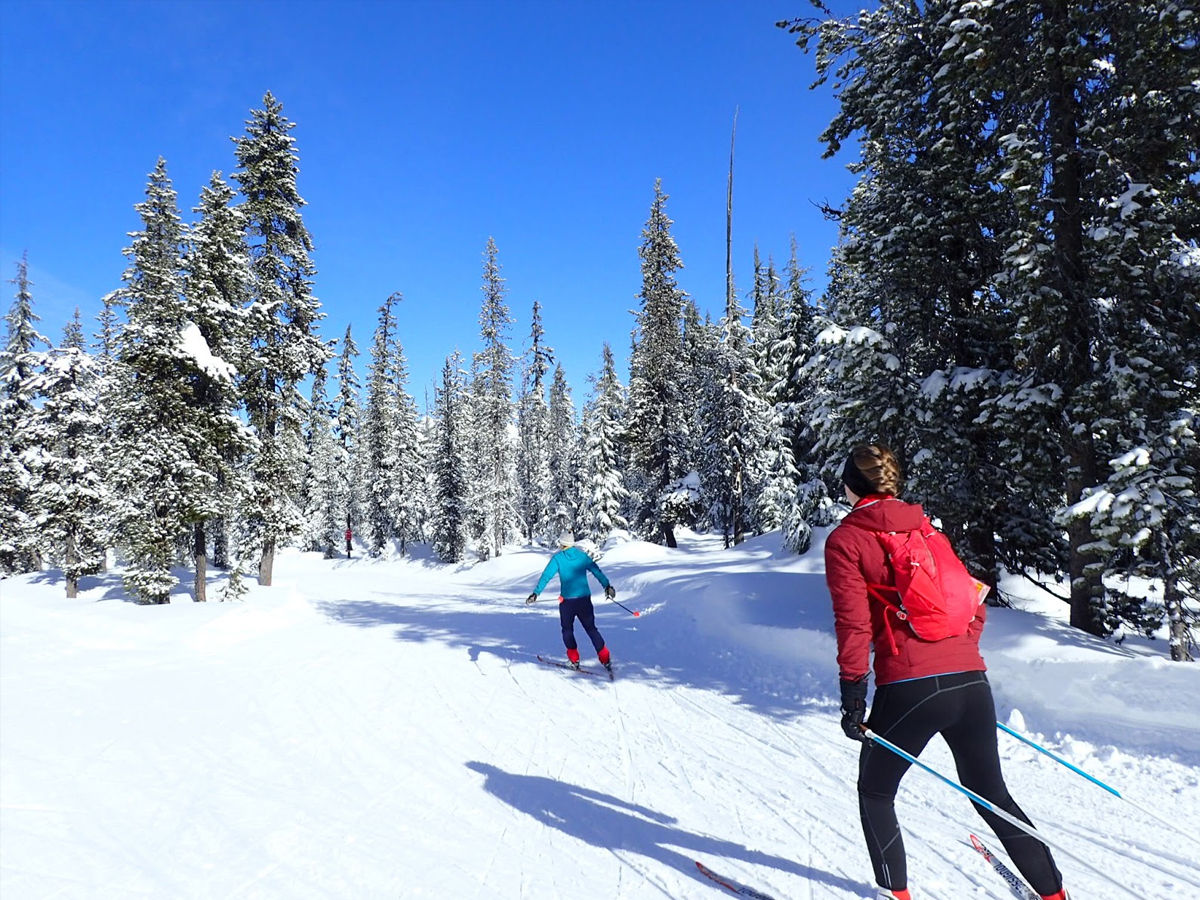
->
[[2, 529, 1198, 899]]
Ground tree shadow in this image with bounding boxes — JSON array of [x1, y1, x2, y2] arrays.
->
[[24, 563, 243, 605], [465, 760, 866, 896]]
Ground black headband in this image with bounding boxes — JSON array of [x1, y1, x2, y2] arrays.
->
[[841, 453, 878, 498]]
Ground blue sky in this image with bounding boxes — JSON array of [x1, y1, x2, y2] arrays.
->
[[1, 0, 861, 408]]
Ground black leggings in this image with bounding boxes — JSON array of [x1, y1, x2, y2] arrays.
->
[[858, 671, 1062, 895], [558, 595, 606, 653]]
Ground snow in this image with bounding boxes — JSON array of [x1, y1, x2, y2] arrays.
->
[[1114, 182, 1150, 220], [178, 321, 236, 382], [3, 529, 1198, 899]]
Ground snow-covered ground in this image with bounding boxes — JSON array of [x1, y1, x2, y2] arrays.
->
[[2, 529, 1198, 899]]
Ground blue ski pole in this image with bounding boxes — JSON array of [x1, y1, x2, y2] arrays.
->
[[862, 727, 1138, 899], [997, 721, 1200, 848]]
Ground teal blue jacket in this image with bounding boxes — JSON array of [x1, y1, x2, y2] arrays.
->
[[532, 546, 611, 599]]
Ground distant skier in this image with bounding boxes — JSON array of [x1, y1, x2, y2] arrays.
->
[[526, 532, 615, 673], [345, 526, 353, 559], [825, 444, 1069, 900]]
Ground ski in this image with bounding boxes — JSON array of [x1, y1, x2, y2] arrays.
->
[[695, 861, 776, 899], [969, 834, 1039, 900], [536, 655, 608, 678]]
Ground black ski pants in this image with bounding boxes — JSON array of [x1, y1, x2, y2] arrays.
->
[[858, 670, 1063, 896], [558, 595, 606, 654]]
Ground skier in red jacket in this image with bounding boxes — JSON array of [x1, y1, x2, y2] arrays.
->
[[824, 444, 1068, 900]]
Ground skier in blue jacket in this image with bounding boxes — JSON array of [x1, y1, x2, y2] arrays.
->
[[526, 532, 616, 672]]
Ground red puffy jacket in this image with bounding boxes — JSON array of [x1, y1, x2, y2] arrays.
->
[[824, 494, 986, 685]]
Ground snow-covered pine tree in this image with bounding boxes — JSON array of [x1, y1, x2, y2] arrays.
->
[[302, 355, 339, 556], [579, 343, 628, 543], [751, 247, 805, 546], [784, 1, 1199, 640], [749, 247, 784, 389], [807, 244, 919, 475], [332, 324, 362, 548], [468, 237, 518, 558], [91, 290, 123, 571], [627, 181, 691, 547], [1036, 0, 1199, 649], [677, 298, 718, 502], [783, 1, 1031, 589], [362, 293, 401, 554], [25, 312, 106, 596], [183, 171, 257, 599], [232, 92, 328, 585], [107, 158, 211, 603], [432, 352, 470, 562], [700, 257, 767, 547], [773, 240, 833, 551], [546, 363, 579, 537], [969, 0, 1198, 634], [387, 330, 425, 555], [516, 300, 553, 542], [0, 253, 48, 574]]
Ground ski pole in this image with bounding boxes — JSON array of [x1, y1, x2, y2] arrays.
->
[[608, 595, 641, 617], [862, 728, 1139, 900], [997, 721, 1200, 848]]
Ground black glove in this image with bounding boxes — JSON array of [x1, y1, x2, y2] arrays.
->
[[604, 585, 616, 600], [839, 677, 869, 742], [525, 592, 538, 605]]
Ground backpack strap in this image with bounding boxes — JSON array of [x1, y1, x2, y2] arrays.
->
[[842, 516, 921, 652], [864, 582, 903, 655]]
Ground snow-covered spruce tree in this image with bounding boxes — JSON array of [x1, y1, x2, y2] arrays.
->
[[232, 92, 328, 586], [807, 244, 921, 476], [25, 312, 106, 596], [579, 343, 629, 543], [677, 297, 717, 491], [432, 352, 470, 562], [785, 1, 1200, 636], [467, 237, 519, 559], [361, 293, 401, 553], [107, 158, 207, 603], [753, 245, 815, 550], [387, 331, 425, 555], [360, 294, 424, 555], [782, 1, 1036, 590], [0, 253, 48, 574], [546, 364, 579, 537], [301, 355, 339, 556], [749, 247, 784, 390], [183, 171, 257, 598], [1051, 25, 1199, 648], [627, 181, 691, 547], [90, 290, 123, 571], [332, 324, 362, 545], [516, 300, 553, 542], [967, 0, 1200, 634], [700, 260, 767, 548]]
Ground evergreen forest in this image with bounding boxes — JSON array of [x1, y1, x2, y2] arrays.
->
[[2, 2, 1196, 660]]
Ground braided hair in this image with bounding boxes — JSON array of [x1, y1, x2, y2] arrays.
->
[[842, 444, 903, 497]]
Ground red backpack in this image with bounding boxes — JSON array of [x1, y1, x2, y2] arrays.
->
[[854, 517, 990, 649]]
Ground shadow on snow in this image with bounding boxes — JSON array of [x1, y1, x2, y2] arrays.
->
[[465, 760, 868, 897]]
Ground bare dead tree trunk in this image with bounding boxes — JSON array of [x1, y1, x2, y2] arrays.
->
[[726, 106, 737, 317], [727, 107, 747, 548], [193, 522, 207, 602], [259, 537, 275, 587], [661, 523, 677, 549], [64, 531, 79, 599]]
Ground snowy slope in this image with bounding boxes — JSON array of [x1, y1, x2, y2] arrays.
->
[[2, 530, 1198, 899]]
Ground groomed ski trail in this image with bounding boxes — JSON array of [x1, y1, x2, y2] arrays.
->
[[3, 533, 1198, 898]]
